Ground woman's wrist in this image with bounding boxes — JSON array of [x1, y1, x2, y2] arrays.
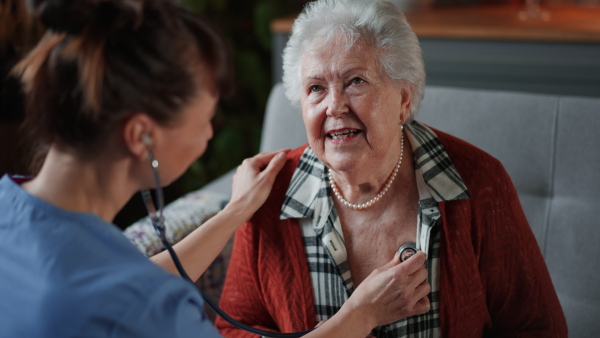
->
[[221, 200, 253, 226], [337, 300, 377, 336], [307, 304, 374, 338]]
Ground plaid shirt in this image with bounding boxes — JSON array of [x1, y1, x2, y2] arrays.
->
[[280, 121, 470, 338]]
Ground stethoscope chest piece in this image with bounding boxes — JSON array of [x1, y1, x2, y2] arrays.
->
[[398, 242, 418, 262]]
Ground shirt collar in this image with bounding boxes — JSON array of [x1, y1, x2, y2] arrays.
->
[[280, 120, 469, 220]]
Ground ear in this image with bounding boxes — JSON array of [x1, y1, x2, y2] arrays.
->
[[122, 113, 157, 161], [399, 84, 413, 124]]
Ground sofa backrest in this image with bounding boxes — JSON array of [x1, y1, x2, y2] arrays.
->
[[260, 82, 600, 337], [417, 88, 556, 249], [259, 83, 305, 153], [545, 97, 600, 335]]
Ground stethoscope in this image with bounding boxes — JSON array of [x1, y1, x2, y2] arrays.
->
[[140, 135, 420, 337], [397, 242, 418, 262], [140, 136, 314, 337]]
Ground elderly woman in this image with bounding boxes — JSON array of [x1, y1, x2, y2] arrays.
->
[[216, 0, 567, 337]]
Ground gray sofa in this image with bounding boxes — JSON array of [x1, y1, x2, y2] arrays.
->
[[173, 83, 600, 336]]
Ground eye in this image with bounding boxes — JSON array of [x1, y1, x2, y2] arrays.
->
[[310, 85, 324, 93], [350, 77, 365, 85]]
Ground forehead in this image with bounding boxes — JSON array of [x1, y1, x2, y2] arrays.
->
[[300, 38, 379, 79]]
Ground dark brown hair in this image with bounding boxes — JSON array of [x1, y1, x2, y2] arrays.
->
[[1, 0, 40, 55], [13, 0, 233, 163]]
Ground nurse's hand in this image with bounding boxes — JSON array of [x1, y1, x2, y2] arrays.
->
[[344, 251, 430, 329], [151, 150, 288, 279], [304, 252, 430, 338], [226, 149, 289, 221]]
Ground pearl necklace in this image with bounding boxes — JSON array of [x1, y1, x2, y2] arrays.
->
[[328, 127, 404, 210]]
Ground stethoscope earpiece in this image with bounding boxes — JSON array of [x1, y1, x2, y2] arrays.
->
[[141, 134, 152, 147]]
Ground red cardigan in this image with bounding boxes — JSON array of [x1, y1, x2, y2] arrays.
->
[[215, 129, 567, 337]]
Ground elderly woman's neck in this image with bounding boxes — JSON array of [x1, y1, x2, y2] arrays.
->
[[21, 145, 139, 223], [330, 139, 411, 203]]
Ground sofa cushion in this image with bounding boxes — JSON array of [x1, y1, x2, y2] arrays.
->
[[546, 97, 600, 336], [124, 191, 229, 257]]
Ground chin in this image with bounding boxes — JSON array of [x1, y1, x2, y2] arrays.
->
[[325, 157, 360, 173], [162, 172, 183, 187]]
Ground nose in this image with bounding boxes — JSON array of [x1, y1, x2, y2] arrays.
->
[[325, 88, 349, 118]]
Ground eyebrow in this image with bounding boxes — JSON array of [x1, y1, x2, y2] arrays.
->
[[340, 66, 369, 79], [302, 66, 370, 82], [302, 75, 324, 83]]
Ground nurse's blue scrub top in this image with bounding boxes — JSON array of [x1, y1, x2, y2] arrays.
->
[[0, 175, 221, 338]]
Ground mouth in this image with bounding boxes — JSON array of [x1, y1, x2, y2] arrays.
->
[[327, 128, 362, 141]]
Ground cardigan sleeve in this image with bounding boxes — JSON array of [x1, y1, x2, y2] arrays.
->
[[214, 221, 281, 338], [475, 163, 568, 337]]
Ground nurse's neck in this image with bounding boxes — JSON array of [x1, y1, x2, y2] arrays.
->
[[21, 145, 138, 223]]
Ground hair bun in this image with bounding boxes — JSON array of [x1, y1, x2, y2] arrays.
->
[[28, 0, 97, 34], [28, 0, 143, 35]]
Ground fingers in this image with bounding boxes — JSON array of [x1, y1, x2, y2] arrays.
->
[[398, 251, 426, 275], [389, 250, 429, 304], [378, 250, 427, 287], [411, 297, 431, 316], [236, 150, 288, 191], [377, 249, 403, 271], [230, 149, 289, 205], [347, 256, 431, 328], [408, 267, 431, 316], [260, 151, 288, 178], [414, 279, 431, 300], [244, 149, 290, 170], [412, 289, 431, 315]]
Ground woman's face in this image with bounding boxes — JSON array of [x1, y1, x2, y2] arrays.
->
[[300, 38, 411, 175], [155, 81, 219, 186]]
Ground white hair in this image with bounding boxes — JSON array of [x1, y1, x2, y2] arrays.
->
[[282, 0, 425, 121]]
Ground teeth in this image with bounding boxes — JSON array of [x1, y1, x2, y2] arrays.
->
[[329, 130, 359, 139]]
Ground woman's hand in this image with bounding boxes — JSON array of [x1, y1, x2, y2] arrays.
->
[[305, 252, 430, 338], [225, 149, 289, 221], [151, 150, 288, 279], [344, 251, 431, 329]]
